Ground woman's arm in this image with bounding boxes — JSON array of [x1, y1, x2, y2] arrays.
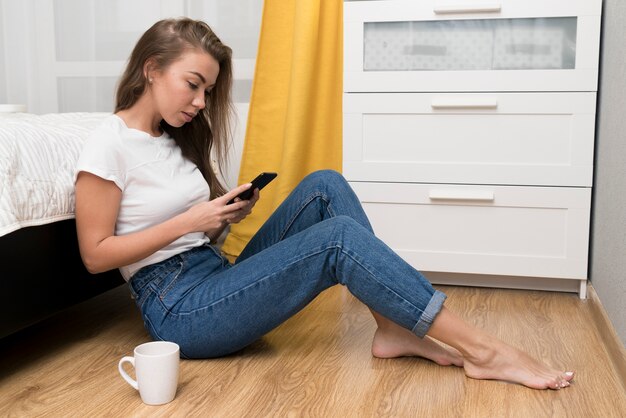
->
[[75, 171, 255, 274]]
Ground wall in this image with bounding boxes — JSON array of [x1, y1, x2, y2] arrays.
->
[[591, 0, 626, 345]]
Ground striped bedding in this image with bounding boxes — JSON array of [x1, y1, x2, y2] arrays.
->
[[0, 112, 110, 237]]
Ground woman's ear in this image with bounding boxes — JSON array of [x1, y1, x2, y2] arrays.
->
[[143, 59, 156, 84]]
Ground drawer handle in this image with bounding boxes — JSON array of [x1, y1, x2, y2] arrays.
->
[[429, 190, 495, 202], [431, 97, 498, 109], [434, 4, 502, 14]]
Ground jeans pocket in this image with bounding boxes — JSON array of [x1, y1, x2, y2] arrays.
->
[[152, 260, 185, 310]]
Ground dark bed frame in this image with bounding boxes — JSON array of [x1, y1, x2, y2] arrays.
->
[[1, 219, 125, 339]]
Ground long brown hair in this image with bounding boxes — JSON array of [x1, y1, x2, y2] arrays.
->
[[115, 17, 233, 198]]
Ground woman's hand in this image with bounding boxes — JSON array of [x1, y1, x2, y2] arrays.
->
[[185, 183, 260, 238], [224, 187, 260, 224]]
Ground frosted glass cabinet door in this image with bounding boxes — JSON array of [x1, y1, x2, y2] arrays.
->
[[363, 18, 576, 72], [344, 0, 602, 92]]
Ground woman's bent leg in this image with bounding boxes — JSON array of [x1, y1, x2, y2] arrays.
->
[[148, 216, 445, 359], [237, 170, 460, 365]]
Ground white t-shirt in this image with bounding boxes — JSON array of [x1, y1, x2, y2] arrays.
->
[[75, 114, 211, 281]]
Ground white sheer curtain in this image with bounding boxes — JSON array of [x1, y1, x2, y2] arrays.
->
[[0, 0, 263, 186], [0, 3, 6, 104], [0, 0, 262, 112]]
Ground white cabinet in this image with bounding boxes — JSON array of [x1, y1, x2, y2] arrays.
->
[[343, 0, 603, 298], [344, 92, 596, 187], [344, 0, 602, 92], [350, 182, 591, 279]]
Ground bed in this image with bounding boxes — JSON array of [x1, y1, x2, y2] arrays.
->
[[0, 112, 125, 339]]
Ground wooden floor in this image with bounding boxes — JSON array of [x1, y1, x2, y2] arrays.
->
[[1, 283, 625, 417]]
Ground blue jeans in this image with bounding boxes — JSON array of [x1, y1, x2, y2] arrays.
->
[[129, 170, 446, 359]]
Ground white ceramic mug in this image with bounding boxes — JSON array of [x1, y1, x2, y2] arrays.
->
[[118, 341, 180, 405]]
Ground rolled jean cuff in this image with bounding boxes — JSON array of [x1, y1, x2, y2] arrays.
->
[[411, 290, 447, 338]]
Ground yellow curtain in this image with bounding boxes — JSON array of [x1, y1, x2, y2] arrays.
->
[[221, 0, 343, 260]]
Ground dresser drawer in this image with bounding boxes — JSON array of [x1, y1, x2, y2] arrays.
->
[[349, 182, 590, 280], [345, 0, 601, 92], [343, 92, 596, 187]]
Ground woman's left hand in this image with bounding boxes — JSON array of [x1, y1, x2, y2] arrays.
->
[[226, 188, 260, 224]]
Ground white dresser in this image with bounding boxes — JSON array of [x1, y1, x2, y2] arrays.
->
[[343, 0, 602, 298]]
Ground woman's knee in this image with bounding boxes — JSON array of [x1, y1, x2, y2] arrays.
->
[[323, 215, 366, 238], [302, 169, 348, 192], [303, 169, 344, 183]]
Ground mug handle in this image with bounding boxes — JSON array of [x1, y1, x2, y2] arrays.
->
[[118, 356, 139, 390]]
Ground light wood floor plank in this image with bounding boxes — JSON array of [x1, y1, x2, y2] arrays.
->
[[1, 283, 625, 417]]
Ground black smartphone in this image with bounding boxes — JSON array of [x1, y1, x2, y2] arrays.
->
[[227, 172, 278, 204]]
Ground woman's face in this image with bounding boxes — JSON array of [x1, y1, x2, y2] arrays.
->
[[150, 49, 220, 127]]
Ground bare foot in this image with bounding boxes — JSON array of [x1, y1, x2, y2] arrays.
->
[[462, 335, 575, 390], [371, 326, 464, 366], [426, 306, 575, 390]]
